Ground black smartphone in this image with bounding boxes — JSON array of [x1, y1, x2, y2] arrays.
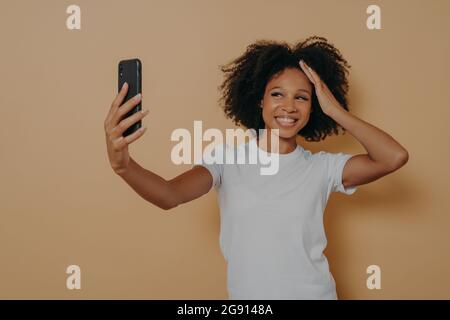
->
[[118, 58, 142, 137]]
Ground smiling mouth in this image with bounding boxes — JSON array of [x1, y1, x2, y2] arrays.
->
[[275, 116, 298, 127]]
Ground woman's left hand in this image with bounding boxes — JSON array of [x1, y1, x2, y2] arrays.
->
[[299, 60, 342, 116]]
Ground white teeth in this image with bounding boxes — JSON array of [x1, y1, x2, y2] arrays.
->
[[276, 117, 295, 123]]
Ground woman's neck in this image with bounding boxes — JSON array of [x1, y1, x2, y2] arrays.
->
[[256, 129, 297, 154]]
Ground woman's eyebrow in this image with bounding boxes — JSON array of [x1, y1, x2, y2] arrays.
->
[[270, 86, 310, 94]]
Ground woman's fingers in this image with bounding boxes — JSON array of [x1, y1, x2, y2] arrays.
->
[[111, 108, 149, 139], [111, 93, 142, 126], [108, 83, 128, 117], [121, 126, 148, 146], [112, 125, 147, 151], [299, 60, 315, 85], [300, 60, 324, 89], [112, 82, 128, 110], [105, 82, 128, 130]]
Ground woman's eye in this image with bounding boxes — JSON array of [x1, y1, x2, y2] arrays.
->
[[271, 92, 308, 100]]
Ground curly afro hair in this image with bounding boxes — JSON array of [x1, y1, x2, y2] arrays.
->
[[218, 36, 351, 142]]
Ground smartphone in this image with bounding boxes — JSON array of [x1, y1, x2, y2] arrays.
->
[[118, 58, 142, 137]]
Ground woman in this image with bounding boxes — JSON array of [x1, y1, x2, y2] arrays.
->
[[104, 36, 409, 299]]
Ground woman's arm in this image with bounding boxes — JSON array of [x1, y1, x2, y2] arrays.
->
[[325, 107, 409, 188], [299, 60, 409, 189], [105, 82, 213, 211], [117, 158, 213, 210]]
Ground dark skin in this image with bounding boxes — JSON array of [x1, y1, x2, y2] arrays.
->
[[258, 67, 313, 154], [298, 59, 409, 188], [104, 83, 211, 210], [256, 60, 409, 189], [104, 61, 409, 210]]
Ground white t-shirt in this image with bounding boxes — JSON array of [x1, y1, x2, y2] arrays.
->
[[193, 138, 357, 300]]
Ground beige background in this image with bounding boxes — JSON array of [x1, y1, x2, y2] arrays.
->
[[0, 0, 449, 299]]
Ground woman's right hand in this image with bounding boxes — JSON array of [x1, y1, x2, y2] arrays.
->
[[104, 82, 149, 174]]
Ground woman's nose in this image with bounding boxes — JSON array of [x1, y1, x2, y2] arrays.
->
[[281, 103, 296, 112]]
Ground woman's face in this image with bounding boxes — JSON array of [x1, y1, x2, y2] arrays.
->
[[260, 67, 313, 139]]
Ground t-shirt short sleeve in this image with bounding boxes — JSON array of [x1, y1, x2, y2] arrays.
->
[[325, 152, 357, 195], [192, 143, 225, 189]]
